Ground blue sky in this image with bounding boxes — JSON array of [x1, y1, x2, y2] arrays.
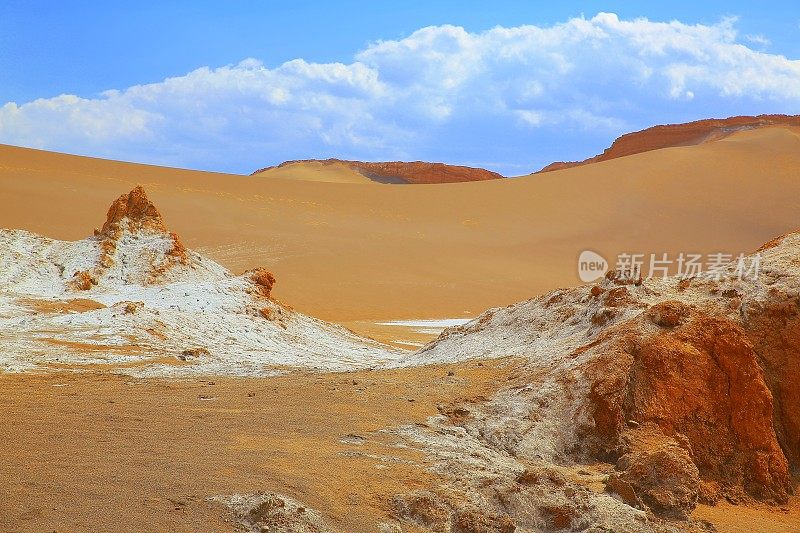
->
[[2, 1, 800, 174]]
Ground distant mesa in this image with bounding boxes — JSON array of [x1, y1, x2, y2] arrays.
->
[[252, 158, 504, 184], [538, 114, 800, 172]]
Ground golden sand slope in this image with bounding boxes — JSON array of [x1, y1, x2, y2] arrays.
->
[[253, 160, 377, 184], [2, 126, 800, 330]]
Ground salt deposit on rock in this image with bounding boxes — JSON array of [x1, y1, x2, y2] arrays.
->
[[212, 492, 332, 533], [388, 228, 800, 530], [0, 186, 402, 376]]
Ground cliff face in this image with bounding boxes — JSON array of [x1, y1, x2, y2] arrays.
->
[[539, 114, 800, 172], [253, 158, 504, 184]]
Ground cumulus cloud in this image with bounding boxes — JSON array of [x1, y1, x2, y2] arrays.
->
[[1, 13, 799, 173]]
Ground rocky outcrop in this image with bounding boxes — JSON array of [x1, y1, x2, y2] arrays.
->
[[0, 187, 402, 376], [249, 267, 277, 298], [743, 290, 800, 470], [100, 185, 167, 236], [402, 227, 800, 530], [213, 492, 332, 533], [539, 114, 800, 172], [607, 424, 701, 519], [392, 490, 515, 533], [587, 313, 790, 505], [69, 270, 97, 291], [85, 186, 192, 284], [253, 159, 504, 184]]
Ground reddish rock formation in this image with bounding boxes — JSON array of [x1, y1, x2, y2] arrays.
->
[[608, 424, 701, 519], [744, 290, 800, 470], [166, 231, 188, 264], [253, 159, 504, 184], [587, 311, 791, 508], [249, 268, 277, 298], [392, 490, 515, 532], [68, 186, 196, 289], [539, 114, 800, 172], [101, 185, 167, 236]]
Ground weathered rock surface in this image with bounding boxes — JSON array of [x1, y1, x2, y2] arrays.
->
[[213, 492, 331, 533], [394, 227, 800, 530], [0, 186, 402, 376], [100, 185, 167, 236]]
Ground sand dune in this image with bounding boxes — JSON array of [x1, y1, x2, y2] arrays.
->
[[539, 113, 800, 172], [2, 126, 800, 341]]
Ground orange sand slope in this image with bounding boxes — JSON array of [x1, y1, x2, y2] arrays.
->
[[539, 113, 800, 172], [2, 125, 800, 325]]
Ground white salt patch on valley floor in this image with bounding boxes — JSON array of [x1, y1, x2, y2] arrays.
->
[[377, 318, 472, 335]]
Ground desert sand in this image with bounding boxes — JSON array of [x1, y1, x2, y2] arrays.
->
[[3, 125, 800, 531], [3, 126, 800, 344], [0, 360, 520, 532]]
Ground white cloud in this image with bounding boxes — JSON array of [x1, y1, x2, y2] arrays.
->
[[745, 34, 771, 46], [1, 13, 799, 173]]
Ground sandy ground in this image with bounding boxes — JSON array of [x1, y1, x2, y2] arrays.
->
[[3, 126, 800, 344], [3, 363, 797, 532], [0, 360, 521, 532], [694, 499, 800, 532]]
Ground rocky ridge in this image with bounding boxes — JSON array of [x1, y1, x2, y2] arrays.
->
[[253, 158, 504, 184], [383, 227, 800, 531]]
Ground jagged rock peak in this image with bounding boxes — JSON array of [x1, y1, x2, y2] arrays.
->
[[100, 185, 167, 236]]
